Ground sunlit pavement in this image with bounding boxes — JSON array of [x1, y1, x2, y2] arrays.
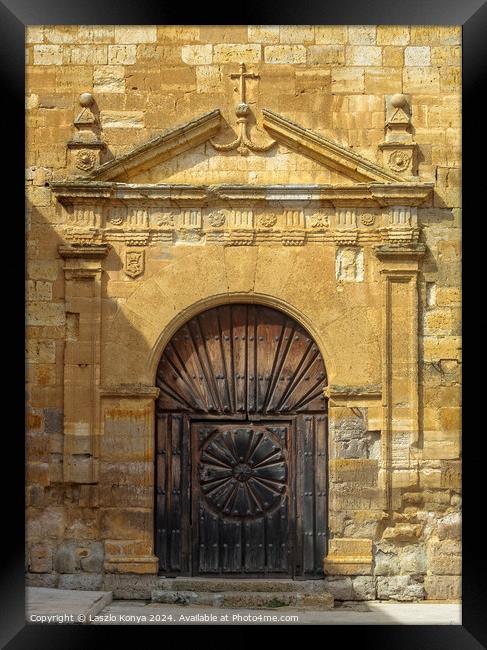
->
[[91, 600, 462, 625]]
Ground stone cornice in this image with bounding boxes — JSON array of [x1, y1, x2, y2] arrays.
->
[[375, 242, 426, 260], [50, 182, 433, 208], [262, 109, 406, 184], [87, 109, 222, 182], [58, 243, 111, 259]]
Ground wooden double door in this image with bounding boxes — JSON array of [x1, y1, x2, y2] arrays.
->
[[155, 304, 328, 577]]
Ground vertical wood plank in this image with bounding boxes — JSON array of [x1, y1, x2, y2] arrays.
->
[[155, 413, 168, 572], [302, 416, 315, 574], [294, 416, 305, 576], [169, 414, 182, 571], [222, 520, 242, 572], [315, 415, 327, 573], [244, 519, 265, 573]]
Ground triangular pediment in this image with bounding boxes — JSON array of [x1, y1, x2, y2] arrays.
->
[[88, 108, 406, 185]]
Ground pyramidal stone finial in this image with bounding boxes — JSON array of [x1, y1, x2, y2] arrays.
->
[[379, 92, 417, 177], [67, 92, 105, 174]]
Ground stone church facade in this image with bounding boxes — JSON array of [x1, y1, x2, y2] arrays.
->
[[26, 25, 461, 602]]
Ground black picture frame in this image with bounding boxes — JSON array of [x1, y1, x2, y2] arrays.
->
[[3, 0, 483, 645]]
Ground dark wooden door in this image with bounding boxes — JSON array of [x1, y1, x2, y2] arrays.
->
[[192, 421, 291, 575], [155, 304, 328, 577]]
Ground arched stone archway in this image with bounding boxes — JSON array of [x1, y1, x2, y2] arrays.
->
[[154, 302, 328, 577]]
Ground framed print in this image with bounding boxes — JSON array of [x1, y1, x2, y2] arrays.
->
[[0, 0, 483, 645]]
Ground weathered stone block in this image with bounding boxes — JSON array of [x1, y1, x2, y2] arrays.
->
[[424, 575, 461, 600], [348, 26, 376, 45], [405, 46, 431, 66], [352, 576, 376, 600], [346, 46, 382, 66], [377, 576, 424, 601], [377, 26, 410, 45], [279, 26, 314, 44], [314, 26, 347, 45], [29, 543, 53, 573], [94, 66, 125, 93], [323, 576, 353, 600], [382, 523, 422, 543], [100, 111, 144, 129], [26, 572, 59, 588], [114, 26, 157, 44], [307, 45, 344, 65], [33, 45, 63, 65], [108, 44, 137, 65], [58, 573, 103, 590], [331, 67, 365, 93], [100, 508, 153, 540], [27, 302, 65, 327], [103, 573, 160, 599], [264, 45, 306, 64], [43, 408, 63, 434], [213, 44, 261, 64], [54, 540, 104, 573], [181, 44, 213, 65], [437, 512, 461, 540], [248, 26, 280, 44]]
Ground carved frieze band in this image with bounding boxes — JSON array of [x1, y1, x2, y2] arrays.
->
[[60, 204, 421, 247]]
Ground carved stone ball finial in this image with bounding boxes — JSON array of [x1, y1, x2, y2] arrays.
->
[[391, 93, 407, 109], [79, 92, 94, 108], [235, 102, 250, 118]]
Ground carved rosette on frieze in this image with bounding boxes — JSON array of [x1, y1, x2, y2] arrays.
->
[[157, 213, 175, 228], [207, 211, 226, 228], [308, 213, 329, 229], [360, 213, 376, 227], [258, 214, 277, 228]]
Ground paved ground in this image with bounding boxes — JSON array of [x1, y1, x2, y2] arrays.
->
[[25, 588, 462, 625], [26, 587, 112, 625], [92, 600, 461, 625]]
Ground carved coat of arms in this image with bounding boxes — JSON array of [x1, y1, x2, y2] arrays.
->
[[125, 249, 145, 279]]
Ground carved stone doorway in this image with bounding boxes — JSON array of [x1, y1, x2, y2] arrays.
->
[[155, 303, 328, 577]]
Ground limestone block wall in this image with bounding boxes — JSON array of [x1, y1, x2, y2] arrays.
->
[[26, 25, 461, 600]]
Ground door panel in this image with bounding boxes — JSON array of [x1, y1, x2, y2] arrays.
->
[[192, 422, 292, 575]]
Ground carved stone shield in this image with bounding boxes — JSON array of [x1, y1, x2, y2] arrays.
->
[[125, 249, 144, 278]]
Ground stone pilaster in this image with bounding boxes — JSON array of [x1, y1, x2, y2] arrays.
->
[[99, 385, 160, 575], [375, 243, 425, 512], [59, 243, 110, 484]]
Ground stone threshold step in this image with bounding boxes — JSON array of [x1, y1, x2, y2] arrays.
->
[[151, 590, 334, 609], [159, 578, 330, 594]]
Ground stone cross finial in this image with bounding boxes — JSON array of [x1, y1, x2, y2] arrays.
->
[[231, 62, 259, 105], [210, 62, 275, 156]]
